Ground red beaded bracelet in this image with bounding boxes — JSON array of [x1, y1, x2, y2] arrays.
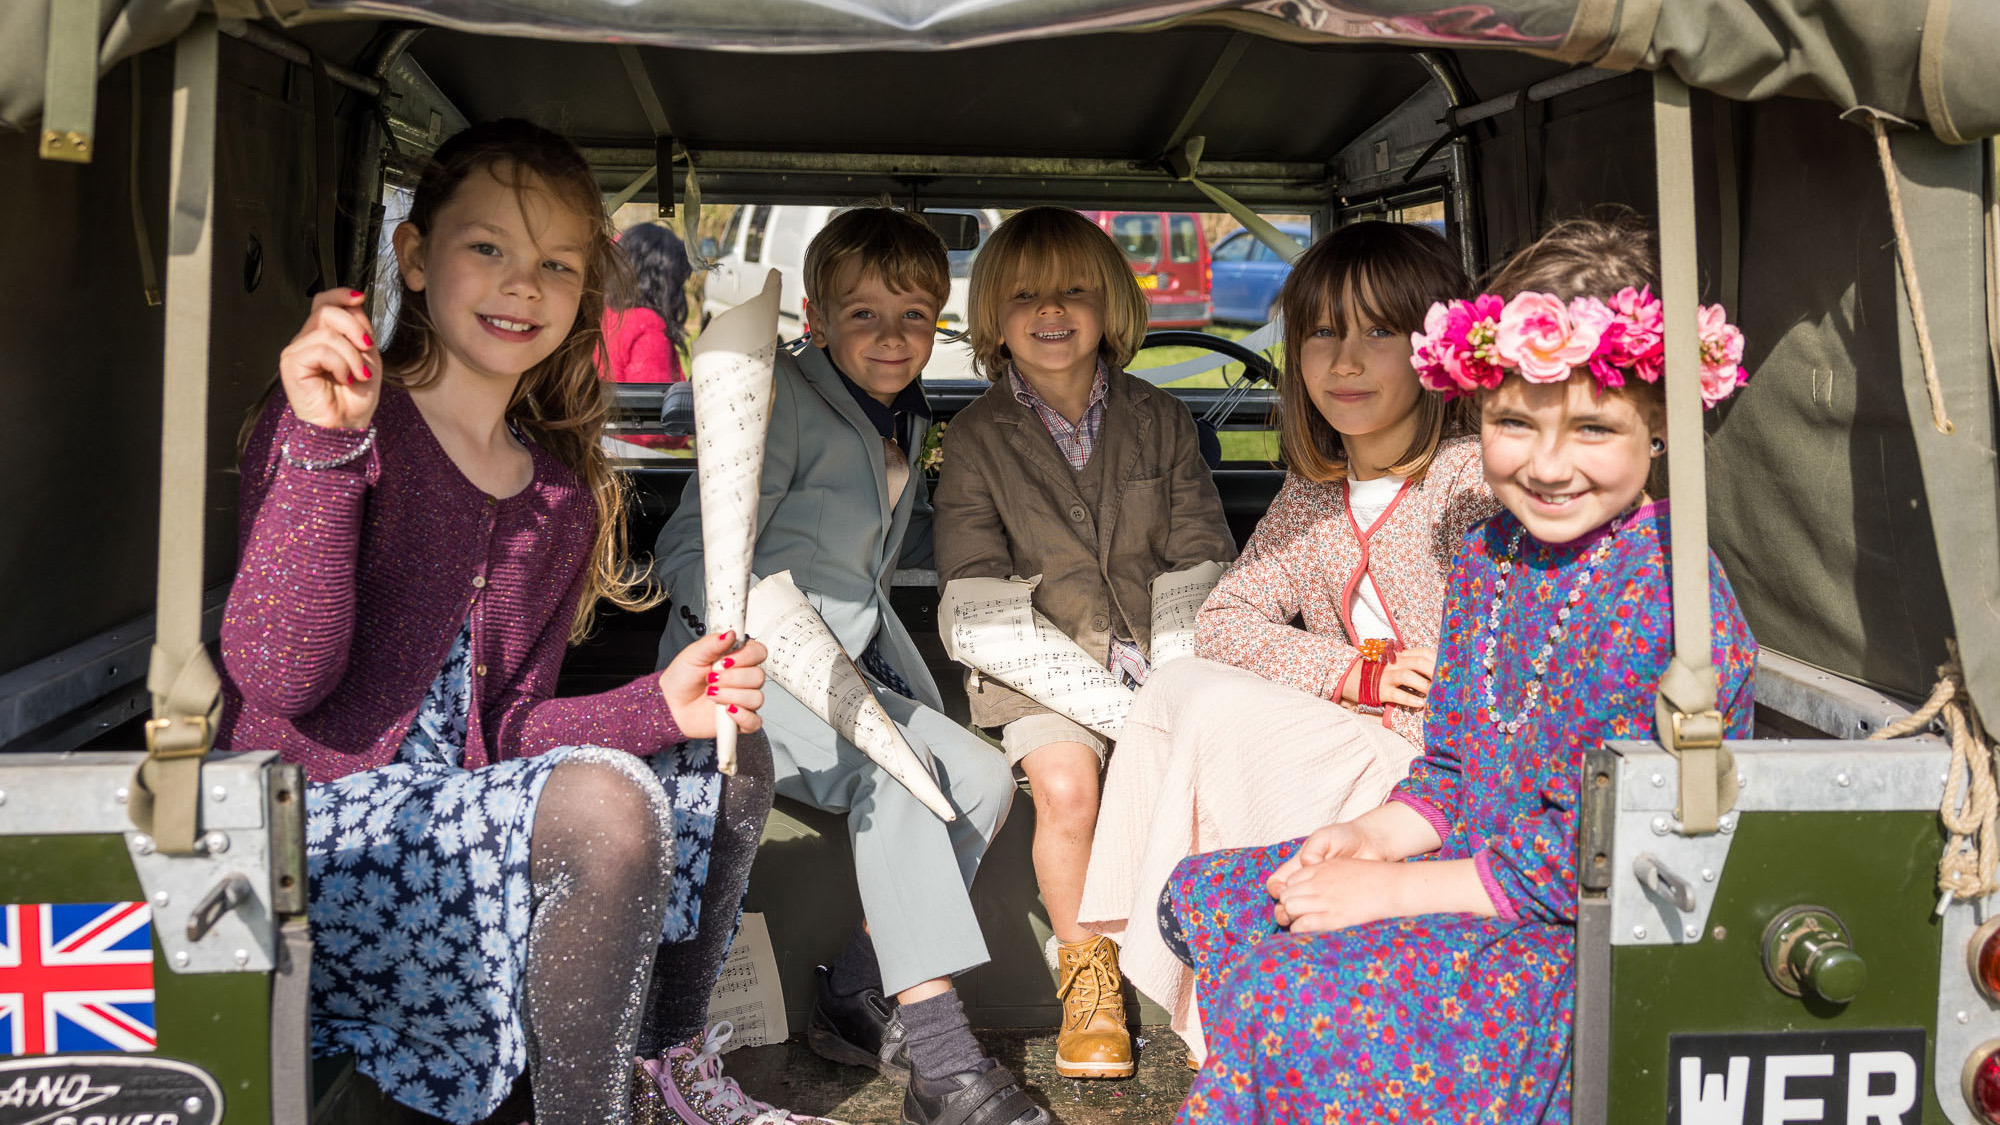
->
[[1356, 638, 1400, 710]]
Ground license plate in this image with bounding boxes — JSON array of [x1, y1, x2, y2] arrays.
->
[[1135, 273, 1158, 289], [1667, 1028, 1924, 1124]]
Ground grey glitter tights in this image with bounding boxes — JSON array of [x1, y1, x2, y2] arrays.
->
[[523, 747, 675, 1125], [635, 730, 777, 1053]]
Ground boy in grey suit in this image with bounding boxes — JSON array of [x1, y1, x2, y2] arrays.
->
[[654, 209, 1047, 1125]]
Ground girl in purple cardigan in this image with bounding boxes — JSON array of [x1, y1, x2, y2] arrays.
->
[[218, 120, 772, 1125]]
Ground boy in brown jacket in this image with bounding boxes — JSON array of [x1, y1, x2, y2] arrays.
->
[[932, 207, 1236, 1079]]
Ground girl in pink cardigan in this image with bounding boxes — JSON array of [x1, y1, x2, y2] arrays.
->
[[1076, 222, 1498, 1063], [218, 121, 775, 1125]]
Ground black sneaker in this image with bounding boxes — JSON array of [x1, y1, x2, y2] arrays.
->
[[902, 1062, 1050, 1125], [806, 964, 911, 1081]]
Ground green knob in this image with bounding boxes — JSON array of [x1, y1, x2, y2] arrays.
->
[[1790, 927, 1867, 1004]]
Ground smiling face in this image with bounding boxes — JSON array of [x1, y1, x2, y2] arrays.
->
[[999, 273, 1106, 386], [807, 262, 941, 406], [1480, 375, 1662, 544], [1297, 278, 1425, 469], [395, 162, 591, 387]]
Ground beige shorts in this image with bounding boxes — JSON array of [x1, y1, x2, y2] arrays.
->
[[1000, 712, 1109, 768]]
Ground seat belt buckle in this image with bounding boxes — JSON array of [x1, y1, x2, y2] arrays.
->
[[1668, 708, 1724, 752], [144, 714, 213, 759]]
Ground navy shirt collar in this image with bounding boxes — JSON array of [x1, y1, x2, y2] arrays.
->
[[827, 349, 932, 442]]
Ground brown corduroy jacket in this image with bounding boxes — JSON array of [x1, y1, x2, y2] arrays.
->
[[933, 366, 1238, 729]]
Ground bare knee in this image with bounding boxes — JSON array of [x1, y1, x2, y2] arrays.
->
[[1027, 751, 1101, 832]]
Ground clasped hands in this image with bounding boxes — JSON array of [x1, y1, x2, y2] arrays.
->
[[1263, 802, 1482, 934]]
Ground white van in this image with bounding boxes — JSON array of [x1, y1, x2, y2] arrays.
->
[[701, 205, 998, 380]]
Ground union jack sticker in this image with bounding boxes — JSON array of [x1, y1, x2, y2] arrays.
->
[[0, 903, 156, 1055]]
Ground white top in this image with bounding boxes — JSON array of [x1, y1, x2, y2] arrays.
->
[[1345, 474, 1405, 642]]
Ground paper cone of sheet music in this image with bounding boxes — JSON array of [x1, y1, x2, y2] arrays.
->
[[746, 572, 956, 822], [1147, 561, 1225, 667], [938, 565, 1228, 738], [938, 576, 1133, 737], [690, 269, 781, 775]]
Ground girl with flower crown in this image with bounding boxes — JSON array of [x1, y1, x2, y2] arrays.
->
[[1162, 212, 1757, 1125], [1077, 221, 1498, 1065]]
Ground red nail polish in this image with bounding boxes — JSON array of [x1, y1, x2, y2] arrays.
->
[[708, 672, 719, 684], [361, 364, 372, 382], [728, 705, 739, 714], [723, 658, 735, 669], [706, 686, 717, 696], [362, 334, 374, 349], [348, 288, 363, 299]]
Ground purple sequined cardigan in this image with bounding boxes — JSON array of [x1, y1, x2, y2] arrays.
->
[[217, 385, 683, 783]]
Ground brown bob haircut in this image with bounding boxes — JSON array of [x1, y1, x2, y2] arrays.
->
[[968, 207, 1150, 381], [1483, 208, 1665, 425], [803, 206, 951, 312], [1278, 221, 1472, 483]]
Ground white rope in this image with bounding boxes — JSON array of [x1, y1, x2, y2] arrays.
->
[[1867, 113, 1956, 435], [1870, 646, 1996, 911]]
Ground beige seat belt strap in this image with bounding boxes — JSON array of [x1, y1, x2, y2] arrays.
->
[[131, 18, 222, 856], [40, 0, 99, 162], [1651, 69, 1736, 835]]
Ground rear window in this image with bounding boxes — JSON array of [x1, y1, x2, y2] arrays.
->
[[1211, 233, 1251, 262], [1108, 214, 1162, 267], [742, 205, 773, 262], [941, 209, 994, 279], [1169, 215, 1201, 264]]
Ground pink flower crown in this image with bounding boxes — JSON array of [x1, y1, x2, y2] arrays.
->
[[1409, 286, 1747, 407]]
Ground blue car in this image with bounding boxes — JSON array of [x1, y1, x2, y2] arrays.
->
[[1208, 223, 1309, 324]]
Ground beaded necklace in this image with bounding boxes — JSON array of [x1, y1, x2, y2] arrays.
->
[[1477, 515, 1628, 733]]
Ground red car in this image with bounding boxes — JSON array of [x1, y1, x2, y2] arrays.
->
[[1078, 210, 1213, 328]]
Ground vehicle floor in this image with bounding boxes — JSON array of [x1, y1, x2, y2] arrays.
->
[[726, 1025, 1195, 1125]]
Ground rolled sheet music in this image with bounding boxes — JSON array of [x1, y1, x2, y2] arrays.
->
[[746, 572, 956, 822], [1148, 561, 1226, 668], [691, 269, 781, 775], [938, 575, 1131, 738]]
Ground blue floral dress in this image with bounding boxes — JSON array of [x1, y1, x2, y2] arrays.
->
[[304, 621, 715, 1123], [1166, 503, 1756, 1125]]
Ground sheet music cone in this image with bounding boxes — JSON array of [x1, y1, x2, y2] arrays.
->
[[691, 269, 781, 774], [747, 572, 956, 822]]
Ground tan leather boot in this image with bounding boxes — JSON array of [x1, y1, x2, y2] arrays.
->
[[1053, 935, 1135, 1079]]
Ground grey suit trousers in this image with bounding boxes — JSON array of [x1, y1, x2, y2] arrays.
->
[[759, 678, 1016, 995]]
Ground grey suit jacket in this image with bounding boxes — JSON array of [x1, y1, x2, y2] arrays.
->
[[653, 341, 942, 718]]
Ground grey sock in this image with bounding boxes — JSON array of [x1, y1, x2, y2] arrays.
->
[[900, 989, 985, 1081], [827, 924, 884, 998]]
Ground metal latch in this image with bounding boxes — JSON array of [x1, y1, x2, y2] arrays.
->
[[186, 872, 254, 943], [1632, 852, 1697, 911]]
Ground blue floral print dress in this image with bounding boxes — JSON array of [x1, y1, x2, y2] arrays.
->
[[304, 621, 716, 1123], [1164, 502, 1756, 1125]]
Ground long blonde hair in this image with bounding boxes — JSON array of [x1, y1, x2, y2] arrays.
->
[[379, 119, 655, 641], [967, 207, 1150, 381]]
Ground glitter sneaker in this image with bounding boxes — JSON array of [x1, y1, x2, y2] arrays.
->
[[639, 1021, 843, 1125]]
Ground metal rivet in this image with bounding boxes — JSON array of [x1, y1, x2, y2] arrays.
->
[[211, 785, 228, 802], [132, 834, 156, 856], [234, 948, 250, 967], [1737, 772, 1748, 790], [1718, 814, 1737, 835], [183, 1096, 203, 1114], [202, 831, 230, 854], [114, 786, 130, 805], [1960, 1011, 1972, 1024], [1650, 816, 1670, 836], [1650, 772, 1665, 788], [1683, 923, 1699, 940], [1835, 772, 1852, 788], [1632, 925, 1648, 940], [172, 950, 189, 968], [152, 890, 170, 908], [1712, 926, 1727, 941], [0, 789, 8, 806], [1701, 868, 1716, 882]]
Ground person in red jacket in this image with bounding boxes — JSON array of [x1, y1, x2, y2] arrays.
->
[[603, 221, 692, 449]]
